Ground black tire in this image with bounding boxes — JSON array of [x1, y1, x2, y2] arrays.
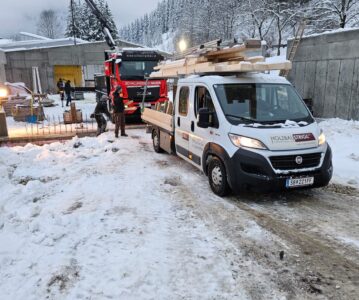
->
[[152, 129, 163, 153], [208, 156, 230, 196]]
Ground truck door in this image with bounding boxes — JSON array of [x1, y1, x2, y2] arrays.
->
[[189, 85, 219, 168], [175, 85, 192, 162]]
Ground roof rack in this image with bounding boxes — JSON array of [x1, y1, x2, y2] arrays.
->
[[151, 40, 291, 79]]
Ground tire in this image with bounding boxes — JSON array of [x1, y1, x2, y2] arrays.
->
[[208, 156, 230, 196], [152, 129, 163, 153]]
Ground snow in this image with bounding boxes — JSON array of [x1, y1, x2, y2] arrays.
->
[[299, 27, 359, 40], [319, 118, 359, 188], [19, 32, 52, 41], [154, 32, 176, 53], [265, 51, 287, 75], [0, 106, 358, 298], [0, 131, 287, 299]]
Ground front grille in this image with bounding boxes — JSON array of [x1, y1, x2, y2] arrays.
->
[[269, 153, 322, 170], [126, 86, 160, 102]]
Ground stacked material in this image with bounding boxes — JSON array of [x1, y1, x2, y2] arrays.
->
[[151, 40, 291, 78], [12, 105, 45, 122], [63, 103, 83, 124]]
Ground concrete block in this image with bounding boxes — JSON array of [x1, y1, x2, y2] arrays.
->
[[335, 60, 355, 119], [313, 61, 328, 117], [303, 61, 316, 100], [295, 62, 306, 97], [349, 59, 359, 120], [323, 60, 341, 118]]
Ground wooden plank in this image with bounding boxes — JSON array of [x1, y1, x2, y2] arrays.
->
[[205, 45, 246, 58], [141, 108, 173, 133], [253, 61, 292, 71], [245, 56, 265, 63]]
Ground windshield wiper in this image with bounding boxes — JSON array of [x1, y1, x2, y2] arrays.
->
[[225, 114, 256, 123]]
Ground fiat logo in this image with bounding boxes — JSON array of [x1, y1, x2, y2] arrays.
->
[[295, 156, 303, 165]]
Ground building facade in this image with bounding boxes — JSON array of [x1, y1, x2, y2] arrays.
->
[[287, 29, 359, 120], [3, 39, 142, 92]]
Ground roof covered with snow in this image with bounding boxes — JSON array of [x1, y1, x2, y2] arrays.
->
[[0, 37, 88, 52]]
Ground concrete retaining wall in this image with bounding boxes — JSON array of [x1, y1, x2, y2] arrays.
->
[[287, 29, 359, 120], [0, 50, 6, 82], [4, 40, 139, 93]]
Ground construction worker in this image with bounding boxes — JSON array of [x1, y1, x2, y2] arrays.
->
[[112, 86, 127, 137], [56, 78, 65, 107], [64, 80, 73, 106], [92, 95, 112, 136]]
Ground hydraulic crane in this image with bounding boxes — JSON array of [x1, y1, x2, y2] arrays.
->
[[82, 0, 117, 49]]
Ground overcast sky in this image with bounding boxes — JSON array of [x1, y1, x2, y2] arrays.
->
[[0, 0, 161, 38]]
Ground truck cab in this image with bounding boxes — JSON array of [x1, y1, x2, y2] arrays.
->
[[104, 49, 168, 115], [143, 73, 333, 196]]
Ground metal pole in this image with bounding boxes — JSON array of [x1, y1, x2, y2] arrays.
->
[[71, 0, 77, 46]]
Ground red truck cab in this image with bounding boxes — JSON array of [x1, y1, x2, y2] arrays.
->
[[104, 49, 168, 116]]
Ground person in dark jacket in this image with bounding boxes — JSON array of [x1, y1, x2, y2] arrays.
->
[[64, 80, 73, 106], [112, 86, 127, 137], [92, 95, 112, 136], [56, 78, 65, 106]]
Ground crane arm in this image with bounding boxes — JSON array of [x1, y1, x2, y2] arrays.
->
[[82, 0, 117, 49]]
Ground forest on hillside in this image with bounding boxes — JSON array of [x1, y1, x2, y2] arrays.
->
[[118, 0, 359, 53]]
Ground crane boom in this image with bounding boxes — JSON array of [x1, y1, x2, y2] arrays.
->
[[82, 0, 117, 49]]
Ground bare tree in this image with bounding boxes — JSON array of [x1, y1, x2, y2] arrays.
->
[[311, 0, 359, 30], [37, 9, 61, 39]]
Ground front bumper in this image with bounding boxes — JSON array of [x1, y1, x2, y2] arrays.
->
[[225, 145, 333, 193]]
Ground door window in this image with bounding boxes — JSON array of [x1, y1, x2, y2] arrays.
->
[[194, 86, 216, 116], [178, 86, 190, 116], [195, 86, 218, 127]]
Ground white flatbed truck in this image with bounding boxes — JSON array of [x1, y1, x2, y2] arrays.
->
[[141, 42, 332, 196], [142, 73, 333, 196]]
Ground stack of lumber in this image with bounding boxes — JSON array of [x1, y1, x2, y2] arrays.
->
[[12, 105, 45, 122], [63, 103, 83, 124], [3, 96, 29, 116], [151, 40, 291, 78]]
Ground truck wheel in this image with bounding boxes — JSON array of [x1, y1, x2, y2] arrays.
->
[[208, 157, 230, 196], [152, 129, 163, 153]]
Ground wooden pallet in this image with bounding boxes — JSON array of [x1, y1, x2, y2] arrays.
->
[[151, 42, 291, 78]]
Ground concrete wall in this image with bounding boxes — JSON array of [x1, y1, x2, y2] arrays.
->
[[0, 50, 6, 82], [287, 29, 359, 120], [4, 40, 139, 92]]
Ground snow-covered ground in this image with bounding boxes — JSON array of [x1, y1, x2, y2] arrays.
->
[[0, 125, 358, 298], [0, 131, 287, 299], [6, 93, 102, 137], [319, 118, 359, 187], [6, 92, 359, 188]]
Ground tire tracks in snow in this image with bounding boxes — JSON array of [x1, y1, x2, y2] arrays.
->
[[163, 156, 359, 299], [229, 195, 359, 299]]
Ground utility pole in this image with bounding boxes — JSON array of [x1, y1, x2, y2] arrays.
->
[[71, 0, 77, 46]]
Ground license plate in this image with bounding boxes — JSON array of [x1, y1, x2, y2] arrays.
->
[[286, 177, 314, 188]]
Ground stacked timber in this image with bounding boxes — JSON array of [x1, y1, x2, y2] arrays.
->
[[3, 96, 29, 116], [151, 40, 291, 78], [12, 105, 45, 122], [63, 103, 83, 124]]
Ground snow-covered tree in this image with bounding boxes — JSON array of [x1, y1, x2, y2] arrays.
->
[[310, 0, 359, 30], [65, 0, 118, 42]]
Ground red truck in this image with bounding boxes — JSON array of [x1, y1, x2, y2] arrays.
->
[[104, 49, 168, 116], [82, 0, 168, 116]]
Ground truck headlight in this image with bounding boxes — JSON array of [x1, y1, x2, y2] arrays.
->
[[318, 131, 326, 146], [0, 88, 8, 98], [229, 134, 267, 150]]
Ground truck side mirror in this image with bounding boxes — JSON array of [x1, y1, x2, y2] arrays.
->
[[197, 108, 212, 128]]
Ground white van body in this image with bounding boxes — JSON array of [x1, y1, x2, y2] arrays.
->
[[142, 73, 332, 196]]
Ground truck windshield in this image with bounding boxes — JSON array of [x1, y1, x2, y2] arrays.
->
[[213, 83, 313, 125], [120, 61, 158, 80]]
